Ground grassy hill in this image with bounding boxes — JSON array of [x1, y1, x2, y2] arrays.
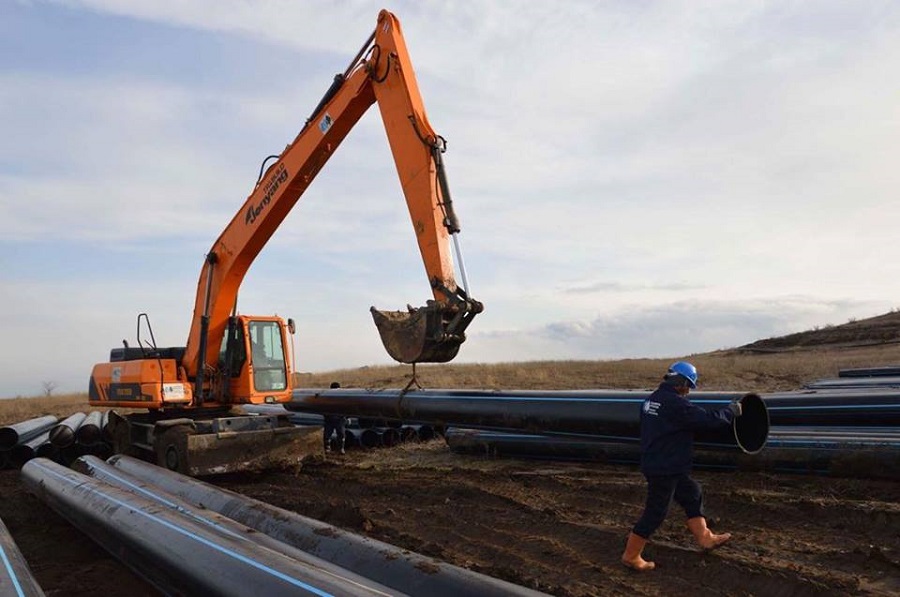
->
[[738, 309, 900, 352]]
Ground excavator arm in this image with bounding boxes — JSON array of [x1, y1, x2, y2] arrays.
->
[[183, 10, 482, 397]]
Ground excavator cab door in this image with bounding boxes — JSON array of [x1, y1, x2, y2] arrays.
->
[[247, 319, 290, 396]]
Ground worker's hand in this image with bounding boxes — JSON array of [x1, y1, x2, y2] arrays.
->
[[728, 399, 743, 418]]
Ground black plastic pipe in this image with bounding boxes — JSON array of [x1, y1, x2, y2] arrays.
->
[[9, 431, 52, 467], [360, 428, 380, 448], [400, 426, 419, 442], [0, 415, 58, 450], [445, 427, 900, 479], [21, 458, 397, 597], [108, 455, 550, 597], [445, 427, 631, 461], [48, 412, 86, 448], [34, 441, 58, 461], [838, 366, 900, 378], [803, 377, 900, 390], [73, 456, 400, 595], [287, 388, 769, 454], [76, 411, 103, 446], [762, 389, 900, 426], [379, 428, 401, 448], [0, 515, 45, 596], [101, 411, 112, 443]]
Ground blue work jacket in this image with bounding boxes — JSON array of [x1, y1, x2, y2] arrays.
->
[[639, 381, 734, 475]]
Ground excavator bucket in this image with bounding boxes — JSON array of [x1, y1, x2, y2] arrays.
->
[[371, 305, 463, 363]]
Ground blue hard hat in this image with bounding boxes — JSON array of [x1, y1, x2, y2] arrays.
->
[[668, 361, 698, 388]]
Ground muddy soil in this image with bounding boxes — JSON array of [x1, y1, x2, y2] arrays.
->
[[2, 440, 899, 596]]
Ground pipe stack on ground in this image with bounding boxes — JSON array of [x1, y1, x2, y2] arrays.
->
[[438, 386, 900, 478], [0, 416, 58, 451], [48, 412, 86, 449], [288, 388, 769, 454], [22, 458, 400, 597], [73, 456, 406, 594], [803, 377, 900, 390], [0, 415, 58, 471], [242, 403, 437, 452], [0, 515, 45, 596], [106, 454, 550, 597], [838, 366, 900, 378], [9, 431, 54, 468], [762, 389, 900, 426]]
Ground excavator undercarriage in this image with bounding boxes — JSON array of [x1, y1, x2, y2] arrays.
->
[[106, 409, 322, 476]]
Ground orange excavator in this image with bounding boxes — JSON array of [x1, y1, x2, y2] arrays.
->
[[88, 10, 482, 474]]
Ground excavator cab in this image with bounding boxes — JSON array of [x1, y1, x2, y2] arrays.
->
[[217, 316, 293, 403]]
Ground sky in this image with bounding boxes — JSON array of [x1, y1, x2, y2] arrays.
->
[[2, 0, 899, 397]]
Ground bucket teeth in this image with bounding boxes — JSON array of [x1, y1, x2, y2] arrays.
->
[[371, 305, 462, 363]]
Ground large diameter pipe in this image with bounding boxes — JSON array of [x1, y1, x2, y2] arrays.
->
[[75, 411, 103, 446], [73, 456, 400, 595], [9, 431, 52, 468], [445, 427, 900, 479], [48, 413, 86, 448], [803, 377, 900, 390], [109, 455, 551, 597], [838, 366, 900, 378], [762, 389, 900, 426], [21, 458, 396, 597], [288, 388, 769, 454], [0, 416, 58, 450], [0, 515, 45, 597], [241, 404, 326, 427]]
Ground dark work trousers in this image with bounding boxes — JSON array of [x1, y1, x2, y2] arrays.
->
[[323, 416, 346, 451], [632, 473, 704, 539]]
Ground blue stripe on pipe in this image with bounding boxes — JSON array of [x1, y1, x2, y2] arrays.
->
[[767, 404, 899, 410], [85, 465, 253, 541], [409, 396, 647, 402], [36, 461, 334, 597], [0, 542, 26, 597], [394, 395, 737, 404], [84, 463, 386, 595]]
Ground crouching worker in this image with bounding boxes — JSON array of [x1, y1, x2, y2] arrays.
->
[[622, 361, 742, 571], [323, 382, 347, 455]]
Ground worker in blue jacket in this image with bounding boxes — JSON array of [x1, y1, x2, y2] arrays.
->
[[621, 361, 743, 571]]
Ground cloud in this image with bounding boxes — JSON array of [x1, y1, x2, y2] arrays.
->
[[461, 296, 894, 364], [3, 1, 900, 397]]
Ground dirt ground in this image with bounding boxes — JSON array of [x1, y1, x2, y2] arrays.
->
[[2, 439, 899, 597]]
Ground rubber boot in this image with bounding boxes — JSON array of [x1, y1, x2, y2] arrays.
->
[[621, 532, 655, 571], [686, 517, 731, 550]]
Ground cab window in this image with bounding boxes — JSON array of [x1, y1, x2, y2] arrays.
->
[[248, 320, 287, 392]]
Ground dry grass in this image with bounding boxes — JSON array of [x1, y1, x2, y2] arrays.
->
[[296, 342, 900, 392], [0, 393, 93, 427], [4, 343, 899, 427]]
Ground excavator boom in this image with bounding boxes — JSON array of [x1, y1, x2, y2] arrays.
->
[[88, 10, 481, 474], [183, 9, 481, 394]]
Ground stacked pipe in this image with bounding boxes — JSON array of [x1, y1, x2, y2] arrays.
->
[[20, 455, 549, 596], [241, 404, 438, 451], [22, 457, 400, 596], [434, 386, 900, 478], [0, 411, 114, 469], [0, 415, 57, 470], [0, 515, 45, 596]]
